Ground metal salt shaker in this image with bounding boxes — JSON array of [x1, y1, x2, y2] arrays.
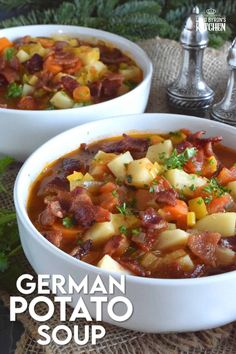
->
[[211, 38, 236, 125], [167, 6, 214, 116]]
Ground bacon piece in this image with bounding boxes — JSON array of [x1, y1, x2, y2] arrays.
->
[[188, 231, 221, 266], [62, 158, 81, 175], [100, 46, 130, 65], [206, 263, 236, 276], [153, 262, 206, 279], [100, 134, 149, 155], [89, 80, 102, 99], [187, 131, 222, 157], [42, 176, 68, 195], [45, 199, 64, 218], [61, 76, 79, 95], [25, 54, 43, 74], [39, 205, 56, 226], [156, 189, 177, 206], [17, 96, 36, 110], [43, 230, 62, 248], [176, 141, 193, 153], [35, 70, 54, 91], [140, 207, 168, 230], [104, 234, 129, 257], [0, 67, 19, 83], [118, 258, 150, 277], [70, 240, 92, 259], [9, 57, 20, 71], [219, 236, 236, 251], [73, 202, 96, 227], [0, 74, 8, 87]]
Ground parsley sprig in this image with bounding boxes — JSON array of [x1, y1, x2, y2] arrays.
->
[[164, 147, 196, 170], [203, 178, 229, 197]]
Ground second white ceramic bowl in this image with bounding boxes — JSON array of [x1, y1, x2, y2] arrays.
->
[[14, 113, 236, 333], [0, 25, 152, 160]]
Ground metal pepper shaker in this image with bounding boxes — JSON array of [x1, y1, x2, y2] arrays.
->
[[167, 6, 214, 116], [211, 38, 236, 125]]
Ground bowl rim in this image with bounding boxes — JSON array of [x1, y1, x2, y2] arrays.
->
[[0, 24, 153, 114], [14, 113, 236, 286]]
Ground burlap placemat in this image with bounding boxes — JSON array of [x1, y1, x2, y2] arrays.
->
[[1, 37, 235, 354]]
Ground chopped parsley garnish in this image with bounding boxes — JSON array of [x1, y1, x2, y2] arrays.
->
[[62, 217, 74, 229], [204, 196, 213, 204], [119, 225, 127, 234], [4, 47, 14, 61], [164, 147, 196, 170], [203, 178, 229, 197], [112, 190, 118, 197], [189, 184, 197, 191], [116, 202, 127, 215], [7, 82, 22, 98], [149, 186, 155, 193], [208, 157, 215, 165], [131, 228, 141, 236]]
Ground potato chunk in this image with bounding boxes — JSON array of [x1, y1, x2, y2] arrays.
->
[[108, 151, 133, 181], [97, 255, 132, 274], [195, 212, 236, 237], [126, 158, 160, 187], [146, 139, 173, 163], [227, 181, 236, 200], [111, 214, 139, 233], [215, 246, 235, 266], [83, 221, 115, 245], [165, 169, 207, 195], [154, 229, 189, 251], [177, 255, 195, 272], [50, 91, 74, 109]]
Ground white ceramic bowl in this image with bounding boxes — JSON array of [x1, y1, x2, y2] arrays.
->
[[0, 25, 152, 161], [14, 113, 236, 333]]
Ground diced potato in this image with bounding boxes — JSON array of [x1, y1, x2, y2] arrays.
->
[[67, 171, 94, 191], [28, 75, 38, 86], [119, 65, 142, 83], [146, 139, 173, 163], [126, 158, 160, 187], [161, 249, 186, 263], [111, 214, 139, 234], [165, 169, 207, 195], [188, 198, 208, 220], [167, 223, 177, 230], [177, 255, 195, 272], [22, 84, 34, 96], [97, 255, 132, 275], [215, 246, 235, 266], [108, 152, 133, 181], [154, 229, 189, 251], [50, 91, 74, 109], [52, 34, 70, 41], [93, 150, 117, 164], [141, 252, 159, 268], [83, 220, 114, 245], [187, 211, 196, 226], [227, 181, 236, 200], [195, 212, 236, 237], [74, 46, 100, 65], [87, 61, 107, 75], [16, 49, 30, 63]]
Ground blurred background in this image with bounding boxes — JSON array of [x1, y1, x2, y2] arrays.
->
[[0, 0, 235, 47]]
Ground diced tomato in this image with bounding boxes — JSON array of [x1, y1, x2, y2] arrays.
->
[[217, 166, 236, 185]]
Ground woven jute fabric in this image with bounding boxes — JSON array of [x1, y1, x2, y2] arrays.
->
[[0, 37, 235, 354]]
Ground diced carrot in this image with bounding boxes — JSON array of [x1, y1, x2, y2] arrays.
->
[[99, 182, 117, 194], [99, 193, 118, 212], [160, 199, 188, 222], [73, 86, 91, 102], [207, 193, 233, 214], [95, 206, 111, 222], [43, 56, 62, 74], [64, 59, 82, 74], [217, 166, 236, 185], [0, 37, 13, 53]]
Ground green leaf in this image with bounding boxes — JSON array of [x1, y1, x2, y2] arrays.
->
[[7, 82, 22, 98], [0, 252, 9, 272]]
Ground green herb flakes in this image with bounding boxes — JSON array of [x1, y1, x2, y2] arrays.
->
[[116, 202, 127, 215], [7, 82, 22, 98], [4, 47, 14, 61], [62, 217, 74, 228], [119, 225, 127, 234], [164, 147, 196, 170]]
